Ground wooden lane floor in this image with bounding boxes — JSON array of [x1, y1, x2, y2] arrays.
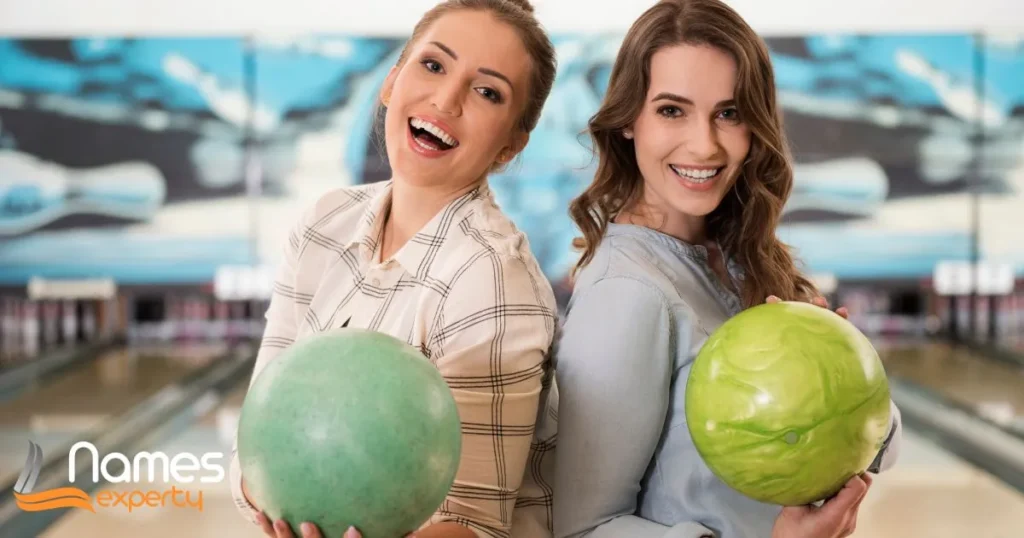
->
[[0, 343, 231, 485]]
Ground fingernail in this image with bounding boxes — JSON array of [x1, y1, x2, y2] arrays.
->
[[345, 527, 360, 538], [301, 522, 314, 534]]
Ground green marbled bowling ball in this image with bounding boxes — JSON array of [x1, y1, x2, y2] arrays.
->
[[685, 301, 891, 506], [238, 328, 462, 538]]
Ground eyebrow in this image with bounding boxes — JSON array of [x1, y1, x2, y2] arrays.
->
[[430, 41, 458, 60], [652, 92, 735, 108], [478, 67, 513, 89], [427, 40, 514, 91]]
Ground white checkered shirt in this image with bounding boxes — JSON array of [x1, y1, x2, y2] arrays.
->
[[229, 180, 559, 538]]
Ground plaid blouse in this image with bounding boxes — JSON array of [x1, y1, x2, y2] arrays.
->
[[229, 180, 559, 538]]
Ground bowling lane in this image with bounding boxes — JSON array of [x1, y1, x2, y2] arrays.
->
[[876, 339, 1024, 434], [37, 376, 1024, 538], [851, 427, 1024, 537], [40, 383, 254, 538], [0, 342, 231, 485]]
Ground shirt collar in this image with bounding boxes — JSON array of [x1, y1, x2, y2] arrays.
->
[[349, 181, 491, 277]]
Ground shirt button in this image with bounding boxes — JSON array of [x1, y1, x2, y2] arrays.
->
[[372, 278, 381, 286]]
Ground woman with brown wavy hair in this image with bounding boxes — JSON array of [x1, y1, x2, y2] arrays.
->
[[551, 1, 902, 537]]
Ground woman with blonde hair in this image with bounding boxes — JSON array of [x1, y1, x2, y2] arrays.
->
[[229, 1, 562, 536]]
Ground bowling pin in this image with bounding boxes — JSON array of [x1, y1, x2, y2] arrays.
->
[[162, 53, 278, 134], [81, 301, 97, 342], [42, 301, 59, 350], [98, 297, 118, 339], [189, 297, 208, 343], [248, 299, 266, 339], [894, 49, 1005, 128], [61, 300, 78, 346], [227, 301, 247, 343], [788, 157, 889, 218], [21, 300, 40, 359], [164, 295, 183, 344], [1011, 293, 1019, 340], [177, 297, 193, 344], [212, 300, 230, 342], [1, 298, 16, 359], [995, 296, 1011, 341], [194, 297, 212, 342], [126, 295, 141, 345], [0, 150, 166, 236]]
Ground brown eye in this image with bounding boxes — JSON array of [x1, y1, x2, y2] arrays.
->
[[476, 87, 503, 104], [718, 107, 742, 124], [658, 105, 682, 118], [421, 59, 443, 74]]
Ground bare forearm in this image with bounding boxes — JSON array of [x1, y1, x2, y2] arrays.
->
[[415, 522, 477, 538]]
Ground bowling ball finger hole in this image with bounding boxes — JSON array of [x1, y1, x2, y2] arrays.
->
[[784, 431, 799, 445]]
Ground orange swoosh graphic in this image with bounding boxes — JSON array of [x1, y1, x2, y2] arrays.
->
[[14, 488, 96, 513]]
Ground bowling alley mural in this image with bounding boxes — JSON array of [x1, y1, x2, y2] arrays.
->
[[0, 35, 1022, 293]]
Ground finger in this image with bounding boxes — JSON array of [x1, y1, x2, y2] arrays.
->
[[813, 296, 828, 308], [860, 472, 874, 489], [836, 306, 849, 319], [843, 500, 862, 537], [766, 295, 781, 303], [256, 513, 275, 536], [779, 504, 812, 518], [300, 523, 323, 538], [274, 519, 296, 538], [344, 527, 363, 538], [818, 475, 868, 521]]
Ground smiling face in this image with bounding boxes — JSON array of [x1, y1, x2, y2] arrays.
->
[[380, 9, 533, 192], [627, 43, 752, 239]]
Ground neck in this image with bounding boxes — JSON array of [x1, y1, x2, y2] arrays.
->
[[380, 177, 482, 261], [616, 202, 708, 246]]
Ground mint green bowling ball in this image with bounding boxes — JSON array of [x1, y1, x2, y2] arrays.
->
[[237, 328, 462, 538], [685, 301, 891, 506]]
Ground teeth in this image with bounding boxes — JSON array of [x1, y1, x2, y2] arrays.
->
[[413, 137, 437, 151], [410, 118, 458, 147], [670, 165, 719, 182]]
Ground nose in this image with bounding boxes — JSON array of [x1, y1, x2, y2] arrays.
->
[[432, 78, 464, 117], [685, 117, 720, 161]]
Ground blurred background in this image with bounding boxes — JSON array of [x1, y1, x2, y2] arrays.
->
[[0, 0, 1022, 536]]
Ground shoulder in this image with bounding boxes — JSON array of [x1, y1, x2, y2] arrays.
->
[[301, 182, 386, 232], [436, 193, 557, 313], [427, 202, 558, 355], [572, 232, 680, 306]]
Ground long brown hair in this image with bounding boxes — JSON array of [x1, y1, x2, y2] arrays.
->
[[568, 0, 817, 307]]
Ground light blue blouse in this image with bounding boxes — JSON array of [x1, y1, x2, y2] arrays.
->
[[551, 223, 901, 538]]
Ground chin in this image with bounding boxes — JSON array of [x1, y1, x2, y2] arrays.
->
[[671, 202, 720, 218], [668, 189, 728, 217]]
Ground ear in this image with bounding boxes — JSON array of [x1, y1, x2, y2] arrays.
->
[[498, 131, 530, 164], [379, 66, 398, 106], [497, 130, 532, 163]]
